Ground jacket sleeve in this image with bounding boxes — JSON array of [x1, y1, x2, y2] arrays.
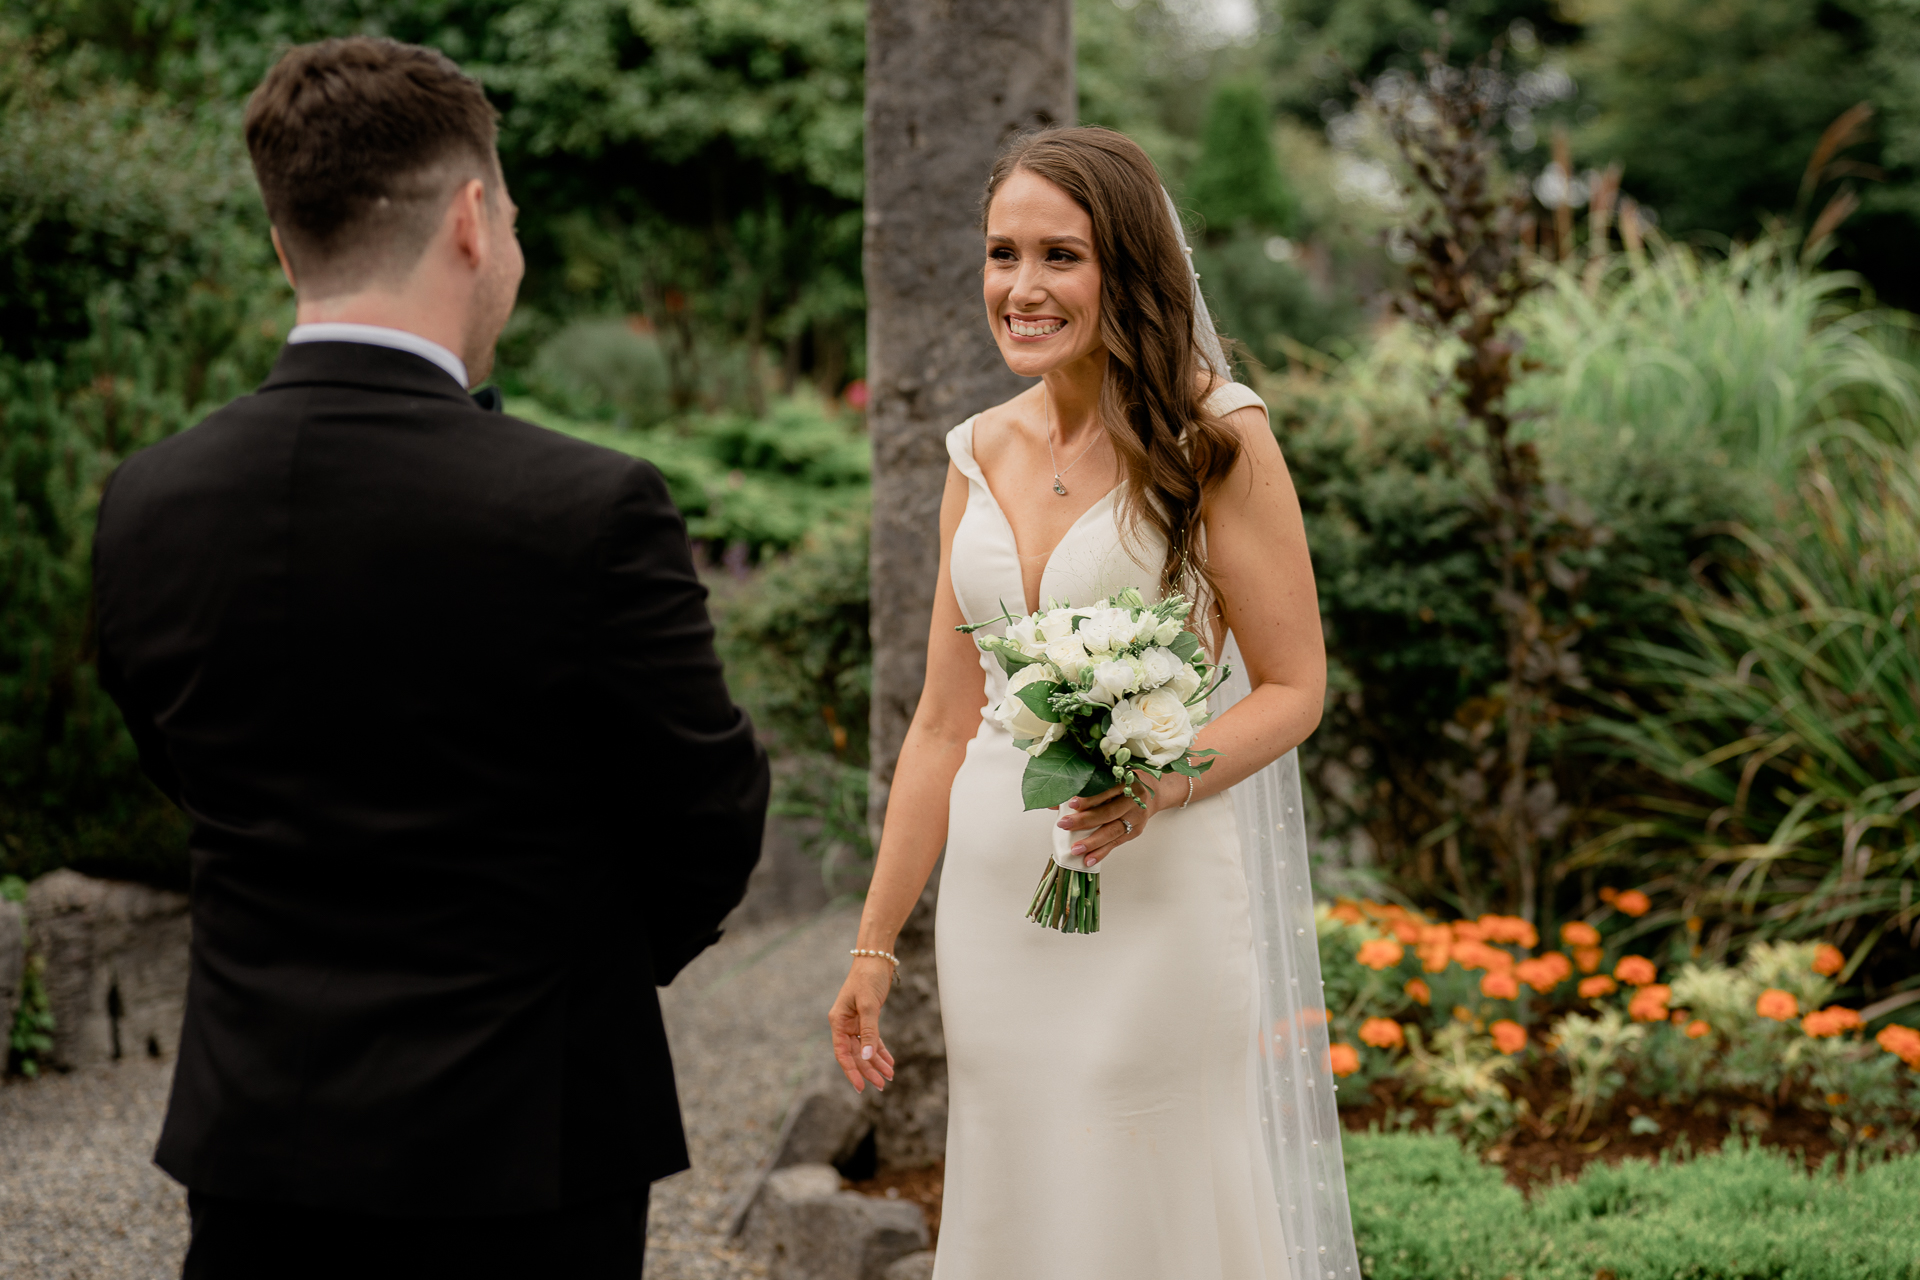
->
[[92, 465, 183, 807], [592, 458, 770, 984]]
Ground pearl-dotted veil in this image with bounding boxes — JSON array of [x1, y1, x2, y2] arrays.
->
[[1165, 188, 1361, 1280]]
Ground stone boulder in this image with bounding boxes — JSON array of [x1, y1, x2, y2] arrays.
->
[[0, 897, 23, 1037], [746, 1164, 929, 1280], [25, 869, 191, 1069], [883, 1252, 936, 1280]]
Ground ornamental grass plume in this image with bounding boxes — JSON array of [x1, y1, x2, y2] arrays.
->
[[1490, 1020, 1527, 1054], [1877, 1024, 1920, 1068], [1579, 975, 1618, 998], [1614, 889, 1651, 917], [1560, 921, 1601, 948], [1573, 945, 1604, 973], [1360, 1017, 1406, 1049], [1404, 978, 1431, 1006], [1614, 955, 1658, 986], [1330, 1043, 1361, 1076], [1356, 937, 1405, 970], [1755, 988, 1800, 1021], [1800, 1006, 1862, 1037], [1812, 943, 1845, 976], [1480, 971, 1521, 1000], [1628, 983, 1672, 1023]]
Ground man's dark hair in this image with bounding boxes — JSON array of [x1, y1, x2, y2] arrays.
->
[[245, 37, 500, 296]]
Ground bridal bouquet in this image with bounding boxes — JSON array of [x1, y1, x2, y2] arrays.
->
[[958, 588, 1226, 934]]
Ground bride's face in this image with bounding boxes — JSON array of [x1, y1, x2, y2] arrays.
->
[[983, 169, 1105, 379]]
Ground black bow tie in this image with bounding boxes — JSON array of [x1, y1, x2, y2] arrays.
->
[[471, 385, 503, 413]]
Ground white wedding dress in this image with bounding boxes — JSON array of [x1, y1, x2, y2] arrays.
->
[[933, 381, 1293, 1279]]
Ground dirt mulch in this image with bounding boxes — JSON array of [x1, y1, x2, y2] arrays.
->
[[847, 1162, 945, 1246], [1338, 1059, 1852, 1196]]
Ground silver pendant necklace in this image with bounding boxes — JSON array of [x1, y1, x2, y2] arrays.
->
[[1044, 395, 1099, 496]]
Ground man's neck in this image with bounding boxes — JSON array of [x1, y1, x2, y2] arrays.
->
[[294, 294, 468, 370]]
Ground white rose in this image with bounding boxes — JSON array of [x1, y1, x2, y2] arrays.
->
[[1128, 687, 1195, 767], [993, 662, 1062, 742], [1077, 615, 1114, 654], [1167, 664, 1203, 703], [1101, 697, 1152, 758], [1104, 609, 1144, 649], [1085, 659, 1137, 706], [1137, 645, 1183, 689], [1044, 636, 1091, 680], [1152, 617, 1184, 647], [1007, 615, 1043, 654], [1039, 609, 1077, 642]]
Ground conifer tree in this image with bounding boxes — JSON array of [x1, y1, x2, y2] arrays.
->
[[1187, 83, 1299, 241]]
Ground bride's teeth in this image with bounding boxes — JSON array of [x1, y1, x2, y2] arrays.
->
[[1011, 320, 1064, 337]]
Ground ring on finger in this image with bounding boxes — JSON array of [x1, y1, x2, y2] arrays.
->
[[1121, 818, 1134, 836]]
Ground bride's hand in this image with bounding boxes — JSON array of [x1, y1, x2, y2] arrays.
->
[[1054, 770, 1184, 868], [828, 959, 898, 1092]]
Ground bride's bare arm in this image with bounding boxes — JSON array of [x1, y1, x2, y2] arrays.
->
[[829, 462, 989, 1091], [1054, 402, 1326, 865]]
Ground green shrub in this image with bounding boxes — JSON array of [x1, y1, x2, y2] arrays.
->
[[525, 317, 673, 427], [1346, 1131, 1920, 1280]]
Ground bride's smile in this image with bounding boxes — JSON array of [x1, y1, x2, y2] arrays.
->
[[982, 167, 1106, 380]]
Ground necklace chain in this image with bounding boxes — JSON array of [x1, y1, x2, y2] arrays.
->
[[1044, 395, 1099, 496]]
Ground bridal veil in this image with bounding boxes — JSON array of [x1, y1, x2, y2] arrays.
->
[[1168, 190, 1362, 1280]]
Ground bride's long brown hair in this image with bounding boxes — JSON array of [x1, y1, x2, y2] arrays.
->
[[982, 126, 1242, 617]]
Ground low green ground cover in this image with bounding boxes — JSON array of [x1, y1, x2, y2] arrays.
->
[[1345, 1131, 1920, 1280]]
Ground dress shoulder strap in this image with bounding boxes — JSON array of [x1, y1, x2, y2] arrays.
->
[[945, 415, 986, 486], [1202, 381, 1268, 421]]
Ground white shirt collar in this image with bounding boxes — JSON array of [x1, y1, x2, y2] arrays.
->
[[286, 323, 470, 390]]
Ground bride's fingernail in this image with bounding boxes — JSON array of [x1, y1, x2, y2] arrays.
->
[[1057, 817, 1073, 828], [1071, 843, 1086, 855]]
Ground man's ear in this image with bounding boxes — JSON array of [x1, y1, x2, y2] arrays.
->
[[448, 179, 490, 270], [270, 227, 298, 292]]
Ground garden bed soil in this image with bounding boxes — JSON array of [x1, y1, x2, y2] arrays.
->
[[1339, 1063, 1848, 1196]]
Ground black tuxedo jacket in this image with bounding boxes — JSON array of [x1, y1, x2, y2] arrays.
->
[[92, 341, 769, 1216]]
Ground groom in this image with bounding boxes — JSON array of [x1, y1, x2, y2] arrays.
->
[[90, 37, 769, 1279]]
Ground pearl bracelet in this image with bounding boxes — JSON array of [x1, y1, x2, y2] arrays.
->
[[1182, 774, 1196, 809], [850, 947, 900, 969]]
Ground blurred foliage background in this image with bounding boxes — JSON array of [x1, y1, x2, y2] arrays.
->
[[3, 0, 1918, 1021]]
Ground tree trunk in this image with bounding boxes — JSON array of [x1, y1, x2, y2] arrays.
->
[[864, 0, 1074, 1168]]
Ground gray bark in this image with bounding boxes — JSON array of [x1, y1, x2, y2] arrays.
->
[[863, 0, 1075, 1166]]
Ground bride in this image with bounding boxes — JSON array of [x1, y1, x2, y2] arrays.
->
[[828, 126, 1359, 1279]]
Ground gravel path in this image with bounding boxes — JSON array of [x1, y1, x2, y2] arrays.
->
[[0, 904, 862, 1280]]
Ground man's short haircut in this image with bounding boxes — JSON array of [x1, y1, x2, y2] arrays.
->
[[245, 37, 500, 297]]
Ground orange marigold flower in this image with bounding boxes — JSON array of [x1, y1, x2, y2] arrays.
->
[[1540, 951, 1575, 982], [1560, 921, 1601, 948], [1490, 1020, 1527, 1054], [1479, 914, 1540, 949], [1598, 887, 1620, 903], [1614, 955, 1658, 986], [1451, 919, 1488, 943], [1573, 946, 1604, 974], [1615, 890, 1652, 917], [1877, 1025, 1920, 1068], [1514, 957, 1564, 994], [1451, 940, 1515, 972], [1578, 975, 1618, 998], [1481, 971, 1521, 1000], [1418, 942, 1451, 973], [1355, 938, 1405, 970], [1802, 1006, 1863, 1038], [1330, 901, 1365, 925], [1359, 1018, 1405, 1050], [1329, 1043, 1362, 1076], [1390, 919, 1422, 944], [1628, 983, 1672, 1023], [1419, 923, 1453, 946], [1755, 988, 1800, 1021], [1812, 944, 1845, 976], [1404, 978, 1432, 1006], [1685, 1019, 1711, 1039]]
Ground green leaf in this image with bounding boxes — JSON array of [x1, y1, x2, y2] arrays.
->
[[1021, 740, 1099, 810], [996, 647, 1041, 676], [1170, 631, 1201, 661], [1016, 680, 1063, 723], [1169, 758, 1203, 778]]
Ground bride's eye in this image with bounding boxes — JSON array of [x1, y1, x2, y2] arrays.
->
[[987, 246, 1017, 262]]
